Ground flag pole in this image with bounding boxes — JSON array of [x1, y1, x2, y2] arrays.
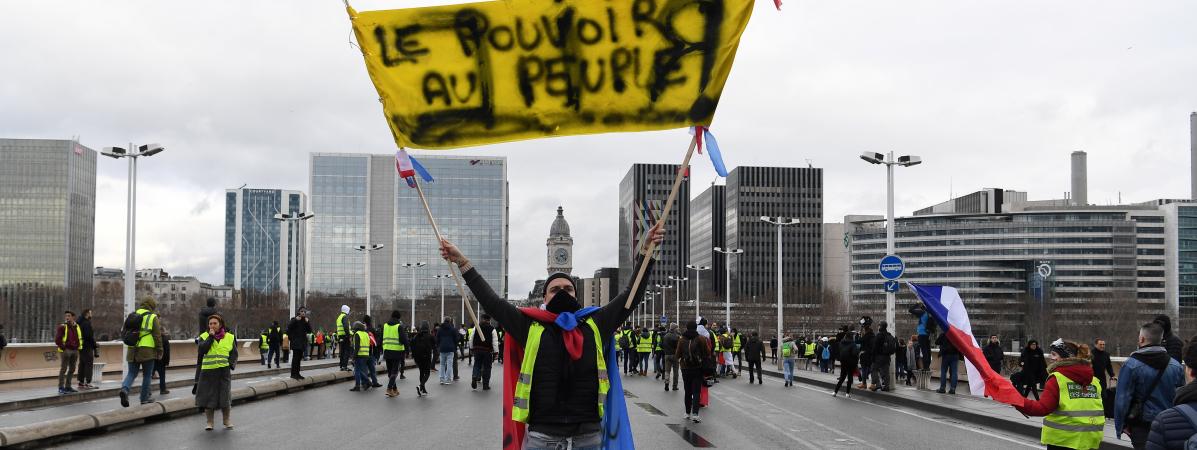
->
[[625, 133, 699, 309], [414, 178, 480, 327]]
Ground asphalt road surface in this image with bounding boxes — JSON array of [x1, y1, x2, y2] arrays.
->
[[61, 364, 1044, 449]]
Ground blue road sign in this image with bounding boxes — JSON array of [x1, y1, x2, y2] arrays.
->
[[661, 315, 668, 325], [879, 255, 905, 280], [884, 280, 900, 293]]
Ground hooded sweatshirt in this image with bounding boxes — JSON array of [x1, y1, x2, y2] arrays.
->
[[1146, 379, 1197, 450], [1015, 357, 1096, 416]]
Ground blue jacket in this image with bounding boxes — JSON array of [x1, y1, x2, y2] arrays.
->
[[436, 323, 459, 353], [1115, 346, 1186, 437], [1147, 380, 1197, 450]]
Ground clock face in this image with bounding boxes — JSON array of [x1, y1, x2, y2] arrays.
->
[[554, 248, 569, 264]]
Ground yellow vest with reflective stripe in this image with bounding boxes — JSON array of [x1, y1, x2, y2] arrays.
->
[[653, 332, 662, 351], [201, 332, 236, 370], [806, 342, 816, 357], [260, 334, 269, 350], [1042, 372, 1104, 450], [336, 313, 347, 338], [512, 319, 608, 423], [355, 331, 371, 357], [636, 333, 652, 353], [58, 323, 82, 352], [733, 335, 742, 352], [136, 308, 157, 348], [383, 323, 406, 351]]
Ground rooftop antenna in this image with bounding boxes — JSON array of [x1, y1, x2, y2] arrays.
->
[[805, 158, 813, 168]]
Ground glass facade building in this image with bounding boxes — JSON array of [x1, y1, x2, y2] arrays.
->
[[308, 153, 508, 316], [725, 166, 824, 299], [690, 185, 725, 296], [224, 188, 307, 300], [0, 139, 96, 342], [618, 164, 689, 312]]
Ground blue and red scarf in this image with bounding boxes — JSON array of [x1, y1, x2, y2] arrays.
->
[[502, 306, 633, 450]]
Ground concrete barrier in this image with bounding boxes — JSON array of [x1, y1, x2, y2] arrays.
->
[[0, 415, 97, 447], [0, 340, 264, 382]]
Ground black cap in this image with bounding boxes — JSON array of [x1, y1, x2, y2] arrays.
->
[[543, 272, 576, 295]]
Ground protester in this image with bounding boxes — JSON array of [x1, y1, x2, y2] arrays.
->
[[820, 337, 832, 373], [858, 317, 875, 390], [437, 317, 458, 385], [720, 330, 736, 377], [471, 313, 497, 391], [1116, 322, 1186, 449], [410, 321, 436, 397], [362, 314, 382, 388], [744, 331, 766, 385], [438, 221, 661, 448], [267, 320, 282, 368], [76, 309, 97, 390], [281, 332, 290, 364], [1020, 340, 1048, 399], [935, 331, 960, 395], [381, 311, 408, 397], [197, 297, 217, 336], [1015, 339, 1102, 450], [196, 313, 236, 430], [55, 310, 81, 394], [895, 336, 908, 384], [120, 298, 163, 407], [1146, 336, 1197, 450], [336, 305, 352, 371], [833, 326, 859, 398], [871, 321, 895, 392], [155, 333, 171, 395], [770, 336, 778, 362], [984, 335, 1004, 374], [781, 334, 797, 387], [1154, 315, 1184, 363], [315, 329, 326, 360], [677, 321, 712, 422], [287, 308, 313, 380], [635, 327, 653, 376], [905, 335, 918, 386], [653, 326, 665, 380], [732, 328, 744, 373], [661, 323, 681, 391], [349, 321, 374, 392], [909, 304, 933, 372]]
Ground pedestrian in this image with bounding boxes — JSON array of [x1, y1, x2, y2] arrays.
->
[[895, 336, 908, 384], [438, 222, 661, 448], [804, 337, 816, 371], [281, 332, 290, 363], [721, 331, 736, 377], [287, 308, 313, 380], [653, 326, 665, 380], [410, 321, 436, 397], [197, 297, 217, 336], [1154, 315, 1184, 363], [1020, 340, 1048, 399], [315, 329, 326, 360], [196, 313, 236, 430], [909, 304, 933, 372], [75, 309, 99, 390], [55, 310, 81, 394], [661, 323, 681, 391], [732, 328, 744, 373], [833, 326, 859, 398], [362, 314, 382, 388], [858, 316, 875, 390], [820, 337, 832, 373], [1014, 339, 1103, 450], [470, 313, 497, 391], [382, 311, 408, 397], [677, 320, 713, 423], [120, 298, 162, 407], [349, 321, 374, 392], [906, 335, 918, 386], [744, 331, 765, 385], [871, 321, 896, 392], [635, 327, 652, 376], [935, 331, 960, 394], [1093, 338, 1117, 418], [983, 334, 1004, 374], [1115, 322, 1186, 449], [336, 305, 352, 371], [1146, 335, 1197, 450], [155, 333, 171, 395], [781, 334, 797, 387], [258, 329, 270, 366], [437, 317, 458, 385], [618, 324, 633, 374], [769, 336, 778, 362], [267, 320, 282, 368]]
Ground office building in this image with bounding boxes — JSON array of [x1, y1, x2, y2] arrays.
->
[[308, 153, 508, 317], [913, 188, 1027, 216], [0, 139, 96, 342], [724, 166, 824, 298], [618, 164, 689, 305], [582, 268, 619, 308], [224, 188, 307, 303], [689, 184, 725, 296], [822, 222, 849, 300]]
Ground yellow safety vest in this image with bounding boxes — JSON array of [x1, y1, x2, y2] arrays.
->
[[260, 334, 269, 350], [383, 323, 406, 351], [135, 308, 157, 348], [336, 313, 347, 338], [57, 323, 82, 352], [200, 332, 236, 370], [355, 331, 371, 357], [636, 334, 652, 353], [653, 332, 662, 351], [1041, 372, 1104, 450], [805, 342, 816, 357], [732, 335, 742, 353], [512, 319, 608, 423]]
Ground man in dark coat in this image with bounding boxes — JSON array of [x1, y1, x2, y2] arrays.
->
[[983, 335, 1004, 374], [77, 309, 99, 389], [1154, 315, 1183, 363], [285, 308, 313, 380], [1147, 337, 1197, 450]]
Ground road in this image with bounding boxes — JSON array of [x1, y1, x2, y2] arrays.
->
[[60, 364, 1044, 449]]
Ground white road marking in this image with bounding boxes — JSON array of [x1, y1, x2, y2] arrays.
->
[[714, 393, 823, 450], [722, 387, 884, 450]]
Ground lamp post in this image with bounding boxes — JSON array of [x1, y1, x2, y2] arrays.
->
[[685, 265, 710, 320], [713, 247, 743, 329], [655, 283, 673, 325], [433, 274, 452, 321], [401, 262, 426, 323], [275, 212, 315, 318], [354, 244, 386, 317], [761, 216, 800, 369], [860, 151, 921, 382], [668, 275, 687, 325]]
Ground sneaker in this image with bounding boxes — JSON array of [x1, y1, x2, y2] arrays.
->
[[350, 386, 361, 392], [58, 388, 66, 395], [472, 378, 478, 390], [119, 390, 130, 407], [683, 413, 692, 420], [664, 385, 669, 392], [935, 388, 945, 394], [371, 382, 383, 388], [160, 389, 170, 395], [691, 414, 701, 423], [483, 385, 491, 391], [948, 390, 956, 395], [845, 393, 851, 399], [831, 391, 837, 397]]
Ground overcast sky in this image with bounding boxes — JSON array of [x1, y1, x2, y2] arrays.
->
[[2, 1, 1195, 297]]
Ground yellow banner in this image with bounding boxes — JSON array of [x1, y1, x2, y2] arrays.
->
[[349, 0, 754, 149]]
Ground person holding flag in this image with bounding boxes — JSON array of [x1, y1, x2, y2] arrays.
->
[[439, 222, 663, 450], [1015, 339, 1104, 450]]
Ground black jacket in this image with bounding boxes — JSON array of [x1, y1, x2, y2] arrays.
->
[[860, 330, 876, 363], [158, 338, 171, 367], [1147, 380, 1197, 450], [78, 317, 97, 351], [1092, 348, 1115, 385], [1020, 346, 1047, 384], [983, 343, 1004, 373], [661, 331, 681, 357], [463, 255, 652, 435], [936, 333, 959, 357], [409, 330, 436, 363], [197, 306, 217, 335], [286, 316, 312, 349], [744, 337, 766, 362]]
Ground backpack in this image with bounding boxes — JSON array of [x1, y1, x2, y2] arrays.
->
[[822, 345, 831, 360], [838, 338, 857, 361], [682, 337, 707, 367], [121, 311, 146, 346], [720, 335, 733, 350], [1172, 404, 1197, 450], [880, 334, 897, 356], [618, 334, 631, 349]]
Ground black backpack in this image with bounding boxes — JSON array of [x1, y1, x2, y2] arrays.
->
[[838, 338, 857, 361], [618, 334, 631, 349], [121, 311, 146, 346], [683, 337, 707, 367], [880, 334, 897, 356]]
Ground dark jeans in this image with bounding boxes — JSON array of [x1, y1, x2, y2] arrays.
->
[[154, 360, 168, 392], [267, 346, 281, 367], [77, 349, 94, 385], [835, 362, 857, 394], [637, 352, 649, 372], [291, 345, 306, 378], [681, 368, 704, 415], [416, 357, 432, 390], [121, 360, 155, 402], [339, 337, 351, 369], [917, 334, 931, 369], [472, 351, 493, 386], [385, 356, 402, 389], [1128, 421, 1150, 450], [353, 356, 370, 386], [747, 360, 762, 382], [939, 354, 959, 392]]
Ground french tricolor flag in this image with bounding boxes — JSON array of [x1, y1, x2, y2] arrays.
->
[[907, 283, 1024, 406]]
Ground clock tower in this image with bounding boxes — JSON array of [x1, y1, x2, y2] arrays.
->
[[547, 206, 573, 275]]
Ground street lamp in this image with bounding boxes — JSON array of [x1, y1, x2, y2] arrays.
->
[[713, 247, 744, 329], [761, 216, 800, 369], [433, 274, 452, 321], [401, 262, 426, 323], [101, 143, 165, 321], [655, 283, 673, 326], [275, 212, 315, 318], [686, 265, 710, 320], [668, 275, 687, 325], [860, 151, 921, 381], [354, 244, 386, 317]]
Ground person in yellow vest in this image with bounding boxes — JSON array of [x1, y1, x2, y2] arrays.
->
[[731, 328, 744, 373], [619, 325, 634, 374], [196, 313, 237, 430], [259, 329, 270, 366], [652, 326, 665, 380], [336, 304, 352, 371], [382, 310, 408, 397], [1015, 339, 1103, 450], [439, 222, 662, 449], [120, 298, 163, 408], [55, 310, 82, 394], [804, 339, 817, 371], [350, 321, 374, 392], [636, 327, 654, 376]]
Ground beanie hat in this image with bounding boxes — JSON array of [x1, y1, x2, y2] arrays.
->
[[543, 272, 576, 295], [1049, 338, 1073, 358], [341, 304, 350, 314]]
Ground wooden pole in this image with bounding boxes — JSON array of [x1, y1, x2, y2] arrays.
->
[[414, 178, 480, 327], [624, 134, 700, 308]]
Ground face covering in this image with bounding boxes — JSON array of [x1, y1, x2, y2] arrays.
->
[[546, 290, 581, 314]]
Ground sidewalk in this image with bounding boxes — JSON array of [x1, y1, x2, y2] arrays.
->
[[750, 360, 1133, 449]]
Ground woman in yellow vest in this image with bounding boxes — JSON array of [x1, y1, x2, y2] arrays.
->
[[196, 313, 237, 431], [1015, 339, 1103, 450]]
